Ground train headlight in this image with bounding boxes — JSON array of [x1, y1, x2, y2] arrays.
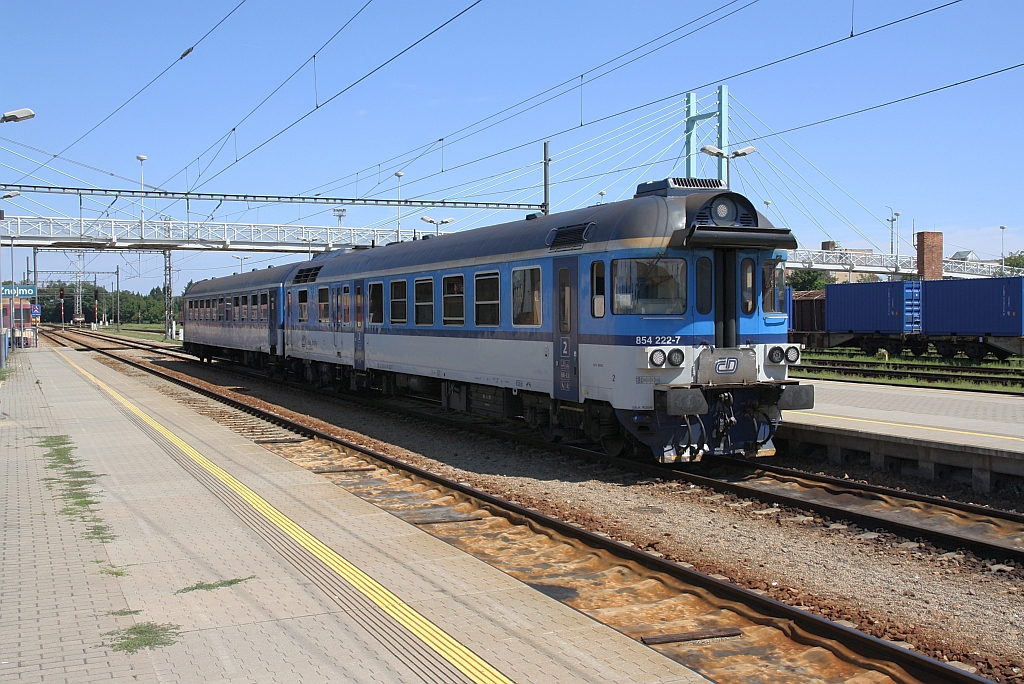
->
[[711, 197, 737, 225], [767, 346, 785, 364], [649, 349, 667, 367], [667, 348, 684, 366], [785, 346, 801, 363]]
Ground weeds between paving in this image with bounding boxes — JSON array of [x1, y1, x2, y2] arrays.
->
[[175, 575, 256, 594], [102, 622, 181, 654], [37, 435, 115, 542]]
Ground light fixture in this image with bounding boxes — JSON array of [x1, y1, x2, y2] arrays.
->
[[1, 108, 35, 123], [785, 346, 801, 363], [649, 349, 667, 367], [667, 348, 684, 366], [767, 346, 785, 364]]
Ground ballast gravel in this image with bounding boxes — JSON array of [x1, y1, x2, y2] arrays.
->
[[103, 350, 1024, 681]]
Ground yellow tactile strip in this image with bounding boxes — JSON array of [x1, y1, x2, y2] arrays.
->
[[55, 349, 514, 684]]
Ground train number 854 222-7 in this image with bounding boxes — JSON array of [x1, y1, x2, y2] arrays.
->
[[635, 336, 682, 345]]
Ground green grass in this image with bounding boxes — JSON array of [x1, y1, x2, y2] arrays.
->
[[100, 566, 127, 577], [38, 435, 115, 542], [106, 608, 142, 617], [175, 575, 256, 594], [102, 622, 181, 654]]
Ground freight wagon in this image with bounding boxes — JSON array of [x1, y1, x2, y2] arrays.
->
[[788, 276, 1024, 360]]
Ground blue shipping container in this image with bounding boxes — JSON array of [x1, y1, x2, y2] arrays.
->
[[826, 281, 922, 335], [922, 277, 1024, 337]]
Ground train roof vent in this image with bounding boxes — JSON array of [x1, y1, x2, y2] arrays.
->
[[292, 265, 323, 284], [547, 223, 593, 251], [634, 177, 727, 197]]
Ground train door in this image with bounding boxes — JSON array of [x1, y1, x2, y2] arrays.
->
[[552, 256, 579, 402], [353, 280, 365, 370], [737, 253, 760, 343], [332, 285, 341, 349], [268, 290, 279, 355]]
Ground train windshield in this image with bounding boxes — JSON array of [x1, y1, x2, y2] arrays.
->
[[611, 258, 687, 315]]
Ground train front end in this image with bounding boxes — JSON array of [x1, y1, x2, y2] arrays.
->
[[594, 179, 813, 462]]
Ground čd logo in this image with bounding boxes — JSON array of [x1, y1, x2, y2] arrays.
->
[[714, 357, 739, 374]]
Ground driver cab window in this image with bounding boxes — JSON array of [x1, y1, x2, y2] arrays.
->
[[611, 258, 687, 314]]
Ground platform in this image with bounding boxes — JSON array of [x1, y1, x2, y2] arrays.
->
[[780, 379, 1024, 492], [0, 346, 707, 684]]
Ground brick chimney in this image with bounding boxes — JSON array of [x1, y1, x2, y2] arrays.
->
[[917, 232, 943, 280]]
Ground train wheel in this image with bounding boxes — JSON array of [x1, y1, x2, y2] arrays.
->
[[908, 342, 929, 357], [538, 423, 561, 443], [600, 434, 626, 458]]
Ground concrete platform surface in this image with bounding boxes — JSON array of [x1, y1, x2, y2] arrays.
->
[[0, 346, 707, 684]]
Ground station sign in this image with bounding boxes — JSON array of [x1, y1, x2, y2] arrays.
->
[[31, 304, 41, 321], [1, 285, 36, 297]]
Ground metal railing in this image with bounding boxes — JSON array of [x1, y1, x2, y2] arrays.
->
[[0, 216, 448, 252], [787, 249, 1024, 278]]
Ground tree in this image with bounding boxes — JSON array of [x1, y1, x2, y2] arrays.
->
[[1004, 250, 1024, 271], [787, 269, 834, 291]]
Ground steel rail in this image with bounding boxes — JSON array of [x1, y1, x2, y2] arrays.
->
[[40, 326, 990, 684], [52, 327, 1024, 563]]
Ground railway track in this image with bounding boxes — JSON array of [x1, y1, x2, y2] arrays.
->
[[41, 325, 993, 683], [49, 326, 1024, 565], [795, 357, 1024, 391]]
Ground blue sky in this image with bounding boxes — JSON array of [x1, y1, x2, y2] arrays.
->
[[2, 0, 1022, 293]]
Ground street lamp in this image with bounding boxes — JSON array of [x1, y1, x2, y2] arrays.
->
[[700, 144, 756, 186], [0, 108, 35, 123], [232, 255, 250, 274], [1, 191, 19, 200], [297, 236, 318, 261], [395, 171, 404, 233], [137, 155, 147, 238], [1001, 225, 1008, 272], [598, 190, 606, 204], [420, 216, 454, 236], [763, 199, 772, 215]]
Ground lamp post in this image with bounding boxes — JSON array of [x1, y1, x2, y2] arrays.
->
[[395, 172, 404, 234], [1, 191, 22, 366], [598, 190, 606, 204], [1001, 225, 1007, 272], [420, 216, 454, 236], [0, 107, 33, 365], [232, 255, 250, 274], [297, 236, 318, 260], [700, 144, 756, 187], [137, 155, 147, 239]]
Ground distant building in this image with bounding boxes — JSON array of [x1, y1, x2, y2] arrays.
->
[[950, 250, 980, 261]]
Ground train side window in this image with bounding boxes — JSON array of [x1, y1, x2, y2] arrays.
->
[[696, 257, 713, 315], [232, 296, 240, 322], [367, 283, 384, 325], [740, 258, 755, 314], [558, 268, 571, 333], [443, 275, 465, 326], [241, 295, 248, 321], [298, 289, 309, 322], [390, 280, 407, 325], [342, 285, 351, 326], [260, 292, 268, 322], [590, 261, 605, 318], [318, 287, 330, 323], [415, 278, 434, 325], [762, 260, 787, 313], [218, 297, 225, 321], [199, 300, 204, 321], [511, 267, 541, 326], [474, 272, 500, 327]]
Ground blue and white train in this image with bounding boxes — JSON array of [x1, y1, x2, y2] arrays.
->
[[183, 177, 814, 461]]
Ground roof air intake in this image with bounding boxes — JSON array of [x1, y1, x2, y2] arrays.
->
[[634, 177, 727, 198], [547, 223, 593, 251], [292, 265, 323, 284]]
